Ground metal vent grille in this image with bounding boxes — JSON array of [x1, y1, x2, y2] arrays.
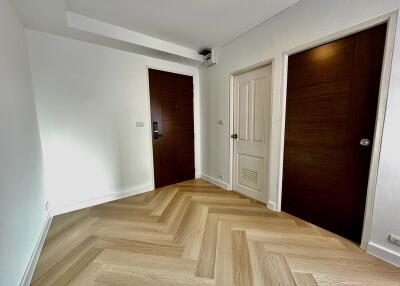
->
[[241, 168, 257, 186]]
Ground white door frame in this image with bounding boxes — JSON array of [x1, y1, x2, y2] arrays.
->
[[276, 11, 398, 249], [145, 65, 201, 190], [229, 60, 274, 202]]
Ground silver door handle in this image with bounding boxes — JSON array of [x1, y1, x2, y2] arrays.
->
[[360, 138, 371, 146]]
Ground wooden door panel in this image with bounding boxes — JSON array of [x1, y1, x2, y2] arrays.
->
[[149, 69, 195, 188], [282, 24, 387, 243], [253, 76, 267, 143], [238, 82, 250, 141], [237, 154, 264, 191], [233, 65, 271, 202], [287, 38, 354, 89], [162, 120, 194, 134]]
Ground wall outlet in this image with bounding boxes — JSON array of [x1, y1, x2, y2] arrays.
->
[[217, 119, 224, 126], [388, 234, 400, 247], [217, 174, 225, 180], [136, 122, 145, 127]]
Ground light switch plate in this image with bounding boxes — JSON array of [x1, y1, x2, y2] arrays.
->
[[389, 234, 400, 246], [136, 122, 145, 127]]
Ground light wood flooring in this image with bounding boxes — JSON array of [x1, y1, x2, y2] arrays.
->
[[31, 179, 400, 285]]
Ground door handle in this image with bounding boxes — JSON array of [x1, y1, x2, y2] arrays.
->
[[153, 130, 163, 139], [360, 138, 370, 146], [231, 134, 238, 139], [153, 122, 163, 139]]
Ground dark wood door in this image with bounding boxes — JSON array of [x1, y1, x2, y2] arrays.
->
[[149, 69, 195, 188], [282, 23, 387, 243]]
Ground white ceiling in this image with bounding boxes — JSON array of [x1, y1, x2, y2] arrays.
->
[[66, 0, 300, 50], [13, 0, 300, 64]]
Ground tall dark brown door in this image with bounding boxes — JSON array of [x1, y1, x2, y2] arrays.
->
[[149, 69, 195, 188], [282, 24, 387, 243]]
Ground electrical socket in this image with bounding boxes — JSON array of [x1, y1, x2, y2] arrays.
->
[[217, 174, 225, 180], [388, 234, 400, 247]]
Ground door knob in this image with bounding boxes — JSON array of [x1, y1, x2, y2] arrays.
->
[[231, 134, 238, 139], [360, 138, 371, 146]]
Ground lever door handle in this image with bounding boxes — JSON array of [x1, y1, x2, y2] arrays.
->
[[153, 130, 163, 139], [153, 122, 163, 139], [231, 134, 238, 139]]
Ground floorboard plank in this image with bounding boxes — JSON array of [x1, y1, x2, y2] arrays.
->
[[30, 179, 400, 286]]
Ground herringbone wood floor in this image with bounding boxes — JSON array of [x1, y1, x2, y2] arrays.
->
[[31, 179, 399, 286]]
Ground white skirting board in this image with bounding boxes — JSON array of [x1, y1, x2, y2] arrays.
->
[[267, 200, 277, 211], [201, 174, 230, 190], [367, 242, 400, 267], [51, 184, 154, 216], [20, 183, 154, 285], [19, 212, 53, 286]]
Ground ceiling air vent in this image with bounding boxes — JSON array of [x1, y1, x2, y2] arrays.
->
[[199, 48, 217, 67]]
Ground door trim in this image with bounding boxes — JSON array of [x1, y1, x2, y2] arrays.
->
[[145, 65, 201, 190], [229, 60, 274, 201], [277, 11, 398, 249]]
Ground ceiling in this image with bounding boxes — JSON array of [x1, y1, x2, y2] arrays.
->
[[66, 0, 300, 50], [13, 0, 301, 64]]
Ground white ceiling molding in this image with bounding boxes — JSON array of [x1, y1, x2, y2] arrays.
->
[[66, 12, 203, 62], [13, 0, 301, 64], [66, 0, 301, 50]]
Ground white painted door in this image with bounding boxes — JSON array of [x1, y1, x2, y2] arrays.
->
[[233, 65, 271, 203]]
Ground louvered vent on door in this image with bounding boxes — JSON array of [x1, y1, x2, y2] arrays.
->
[[240, 168, 257, 187]]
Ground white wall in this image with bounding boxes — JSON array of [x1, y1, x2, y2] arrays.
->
[[25, 30, 200, 214], [0, 0, 46, 285], [201, 0, 400, 264]]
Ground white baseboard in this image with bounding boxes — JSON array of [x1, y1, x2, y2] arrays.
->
[[20, 212, 53, 286], [51, 184, 154, 216], [367, 242, 400, 267], [19, 183, 154, 285], [195, 172, 202, 179], [201, 173, 229, 190], [267, 200, 277, 211]]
